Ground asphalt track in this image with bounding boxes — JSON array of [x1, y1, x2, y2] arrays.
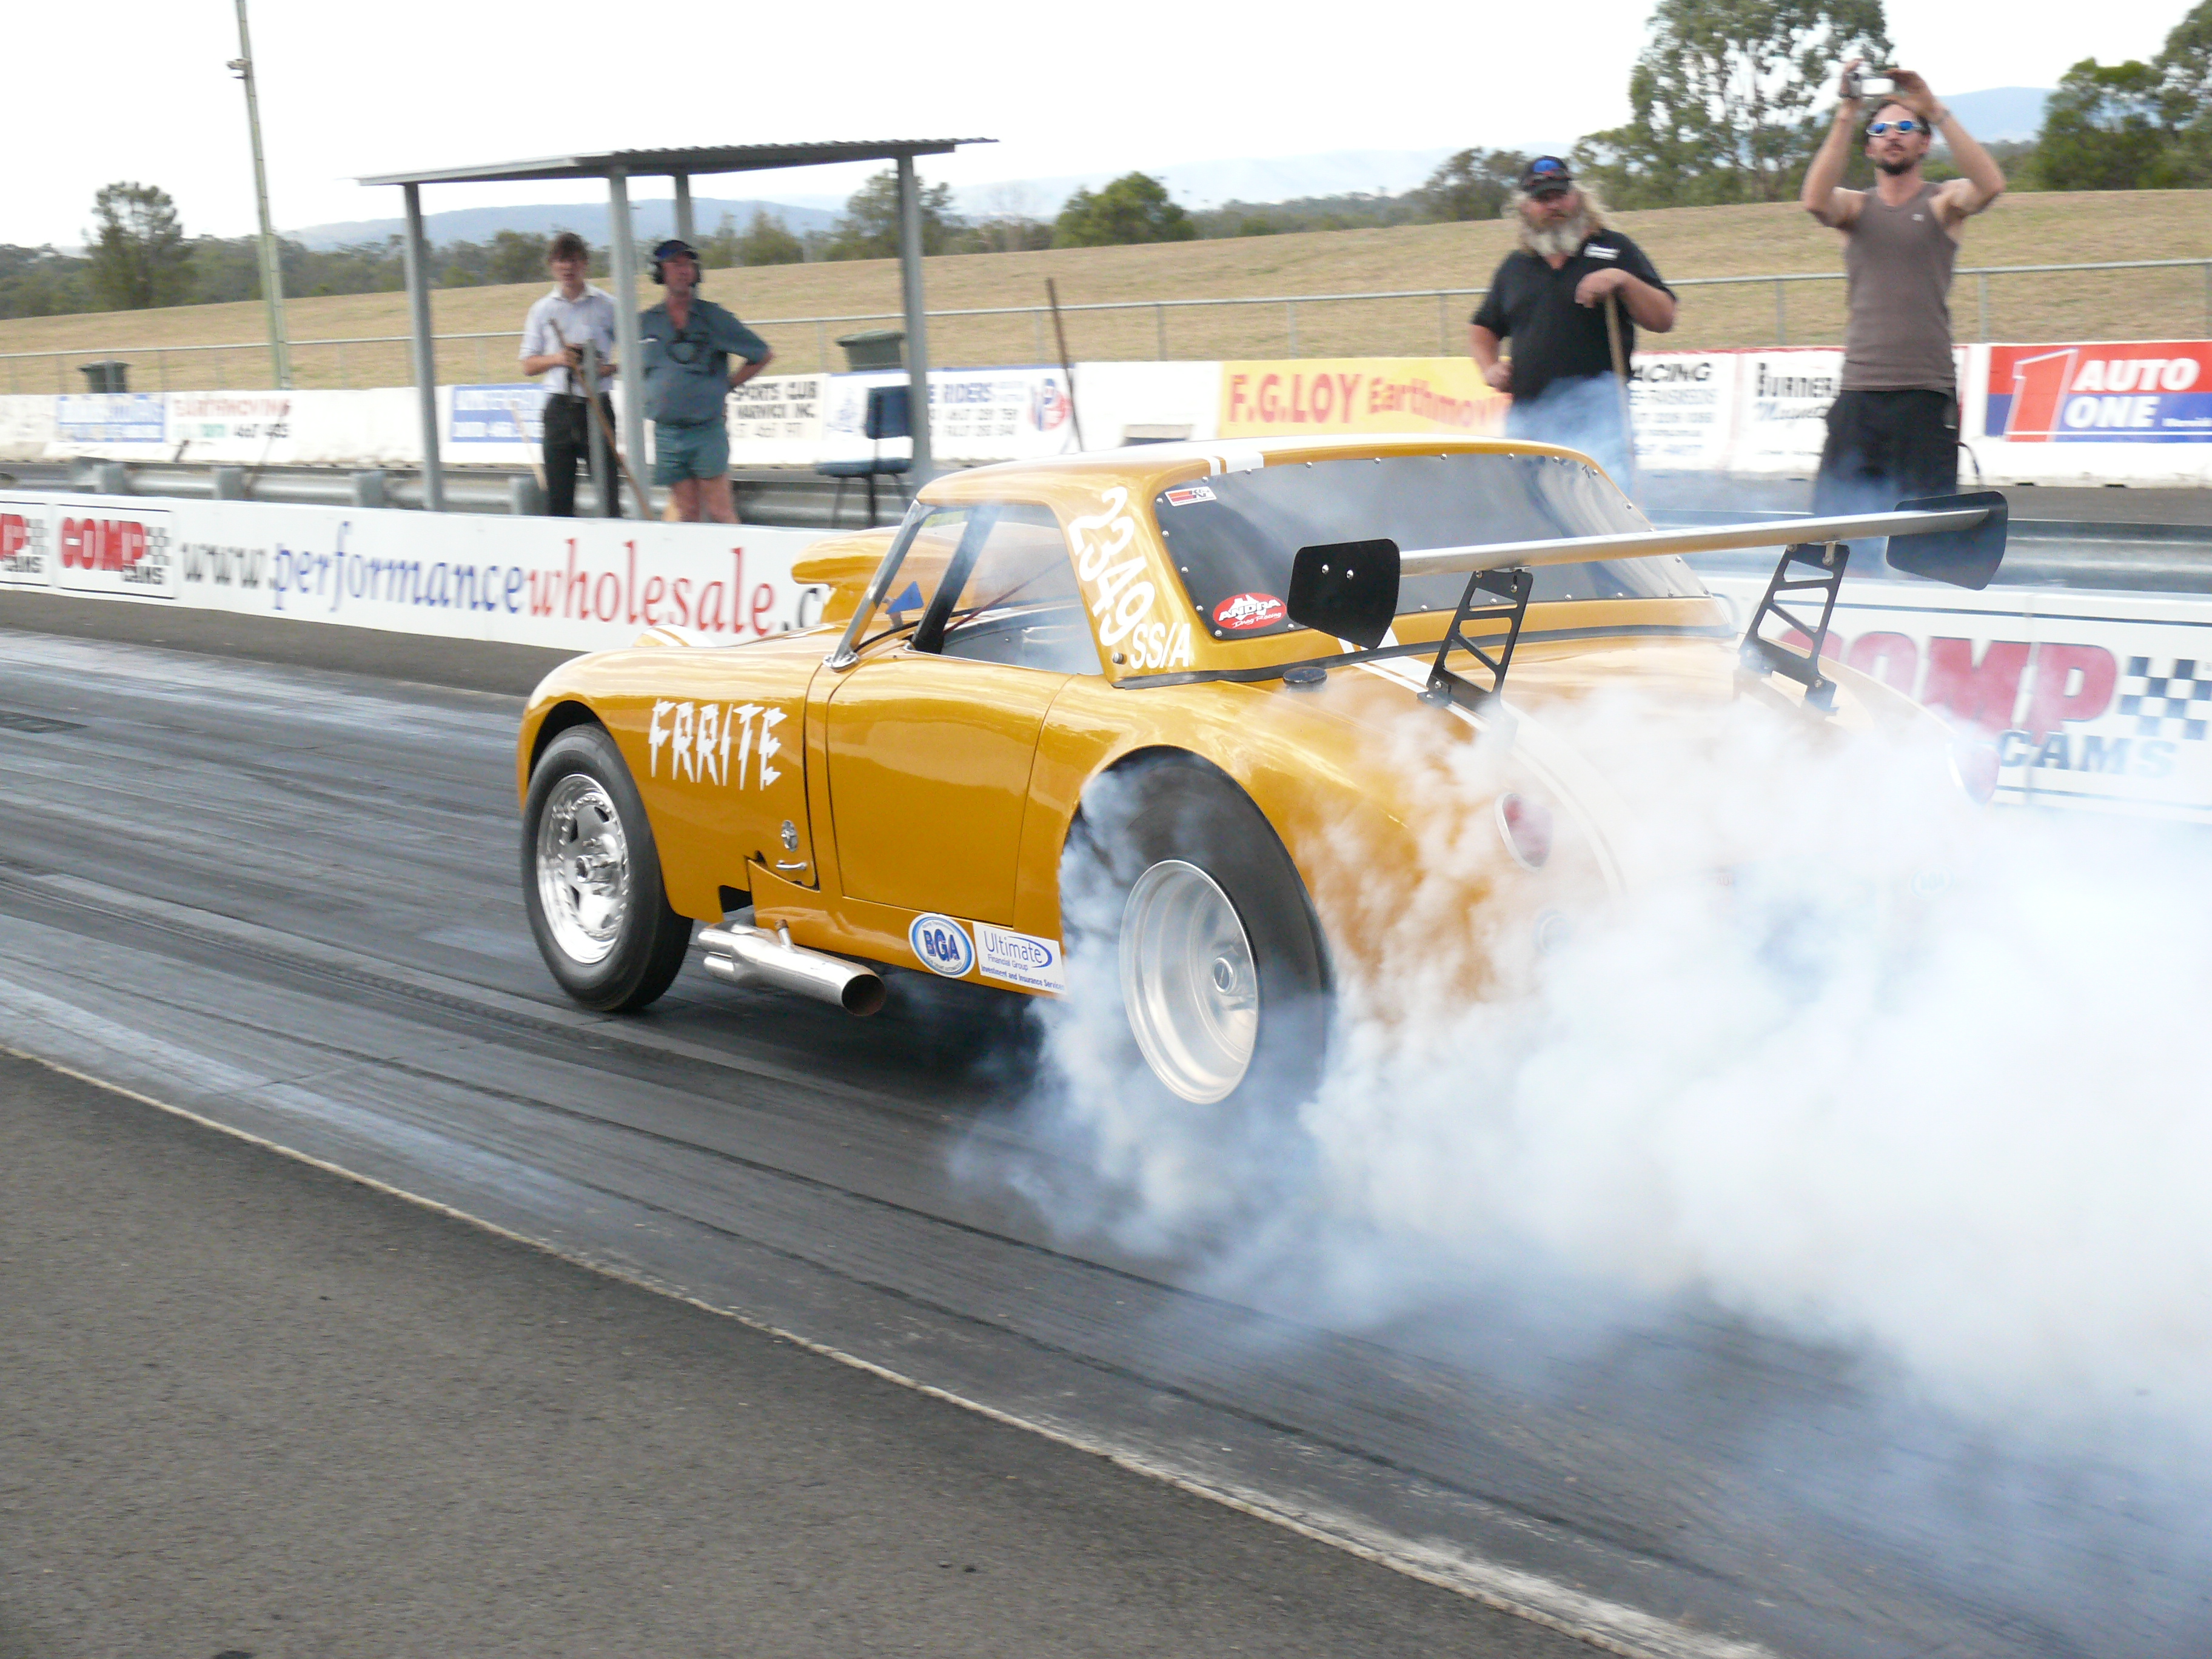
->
[[1, 594, 2207, 1659]]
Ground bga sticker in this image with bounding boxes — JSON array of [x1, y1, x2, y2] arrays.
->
[[1213, 592, 1286, 631], [1162, 484, 1216, 507], [974, 923, 1067, 993], [909, 913, 976, 977]]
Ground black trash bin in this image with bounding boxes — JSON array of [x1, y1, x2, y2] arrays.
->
[[79, 360, 130, 393], [834, 330, 905, 372]]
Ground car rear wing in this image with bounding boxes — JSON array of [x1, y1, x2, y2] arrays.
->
[[1261, 489, 2009, 714]]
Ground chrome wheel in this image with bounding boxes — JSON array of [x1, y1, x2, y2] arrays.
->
[[1119, 859, 1259, 1104], [534, 773, 630, 965]]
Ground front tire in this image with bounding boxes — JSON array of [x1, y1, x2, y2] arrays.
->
[[1064, 758, 1330, 1110], [522, 723, 692, 1011]]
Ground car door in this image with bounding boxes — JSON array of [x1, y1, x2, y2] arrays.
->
[[820, 502, 1101, 925]]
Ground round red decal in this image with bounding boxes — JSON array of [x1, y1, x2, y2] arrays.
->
[[1212, 592, 1285, 631]]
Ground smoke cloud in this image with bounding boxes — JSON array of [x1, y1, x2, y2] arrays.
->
[[984, 678, 2212, 1435]]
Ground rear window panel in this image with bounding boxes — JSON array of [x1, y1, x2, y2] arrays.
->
[[1155, 453, 1707, 641]]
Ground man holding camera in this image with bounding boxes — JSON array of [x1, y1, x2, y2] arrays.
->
[[638, 238, 773, 524], [1801, 63, 2006, 512], [519, 231, 621, 518]]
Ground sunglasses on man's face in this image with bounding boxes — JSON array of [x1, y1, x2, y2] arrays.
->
[[1868, 119, 1923, 135]]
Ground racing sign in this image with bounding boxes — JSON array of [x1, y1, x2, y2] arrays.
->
[[1627, 352, 1737, 468], [1986, 341, 2212, 443]]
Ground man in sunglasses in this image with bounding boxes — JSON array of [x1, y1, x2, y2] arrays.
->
[[1469, 157, 1675, 486], [1801, 62, 2006, 515], [638, 238, 773, 523]]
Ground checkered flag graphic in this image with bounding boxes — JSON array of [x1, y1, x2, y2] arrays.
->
[[2119, 657, 2212, 741]]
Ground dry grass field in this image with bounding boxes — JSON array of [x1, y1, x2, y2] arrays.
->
[[2, 192, 2205, 392]]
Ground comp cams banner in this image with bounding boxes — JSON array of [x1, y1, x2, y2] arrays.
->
[[0, 492, 836, 654], [1704, 572, 2212, 821]]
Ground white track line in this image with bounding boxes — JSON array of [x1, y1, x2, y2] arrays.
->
[[0, 1041, 1775, 1659]]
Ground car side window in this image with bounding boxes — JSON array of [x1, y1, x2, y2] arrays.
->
[[928, 503, 1102, 675]]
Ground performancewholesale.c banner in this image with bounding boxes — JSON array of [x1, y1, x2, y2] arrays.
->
[[0, 493, 835, 654]]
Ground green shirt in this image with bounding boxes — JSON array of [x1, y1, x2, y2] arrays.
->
[[637, 297, 769, 427]]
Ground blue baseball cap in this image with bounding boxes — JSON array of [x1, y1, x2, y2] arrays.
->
[[1518, 156, 1574, 196]]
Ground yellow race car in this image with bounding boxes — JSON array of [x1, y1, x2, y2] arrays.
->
[[516, 435, 2005, 1108]]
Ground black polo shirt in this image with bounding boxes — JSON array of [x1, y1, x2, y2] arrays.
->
[[1471, 230, 1671, 406]]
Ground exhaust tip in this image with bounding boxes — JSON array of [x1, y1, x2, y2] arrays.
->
[[841, 974, 886, 1017]]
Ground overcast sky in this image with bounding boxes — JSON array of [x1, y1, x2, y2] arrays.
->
[[8, 0, 2199, 246]]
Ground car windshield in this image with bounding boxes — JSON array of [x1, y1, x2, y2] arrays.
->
[[1153, 452, 1706, 641]]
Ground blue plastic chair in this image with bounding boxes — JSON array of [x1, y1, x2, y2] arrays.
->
[[816, 385, 914, 527]]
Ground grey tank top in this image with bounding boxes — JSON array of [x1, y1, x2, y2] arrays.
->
[[1841, 183, 1957, 391]]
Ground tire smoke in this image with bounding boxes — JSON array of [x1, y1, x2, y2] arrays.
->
[[986, 681, 2212, 1436]]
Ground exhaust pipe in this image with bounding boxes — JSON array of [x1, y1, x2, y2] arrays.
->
[[697, 922, 885, 1016]]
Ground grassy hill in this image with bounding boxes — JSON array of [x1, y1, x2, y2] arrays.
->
[[2, 192, 2204, 394]]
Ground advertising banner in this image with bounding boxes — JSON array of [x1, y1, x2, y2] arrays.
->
[[0, 495, 177, 598], [54, 392, 166, 457], [1985, 341, 2212, 444], [1628, 352, 1737, 469], [1727, 350, 1845, 474], [1706, 572, 2212, 820], [0, 492, 836, 653], [726, 373, 828, 467], [449, 383, 545, 447], [1219, 358, 1507, 440], [167, 392, 297, 464], [820, 366, 1076, 464], [0, 396, 56, 463]]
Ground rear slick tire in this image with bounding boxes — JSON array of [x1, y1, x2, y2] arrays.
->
[[521, 723, 692, 1012], [1064, 757, 1331, 1111]]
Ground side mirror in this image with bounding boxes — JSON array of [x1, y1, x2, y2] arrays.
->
[[1287, 538, 1401, 649], [1886, 489, 2008, 590]]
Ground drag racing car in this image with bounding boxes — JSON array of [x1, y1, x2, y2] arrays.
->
[[517, 435, 2005, 1108]]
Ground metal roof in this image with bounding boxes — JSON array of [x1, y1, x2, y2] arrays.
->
[[359, 139, 992, 187]]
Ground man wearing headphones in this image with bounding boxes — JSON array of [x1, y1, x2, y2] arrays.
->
[[638, 238, 773, 523]]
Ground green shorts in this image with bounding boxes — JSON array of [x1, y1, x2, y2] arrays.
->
[[651, 418, 730, 485]]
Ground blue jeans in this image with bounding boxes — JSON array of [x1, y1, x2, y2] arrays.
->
[[1504, 374, 1634, 489]]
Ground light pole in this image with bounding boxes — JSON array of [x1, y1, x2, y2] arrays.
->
[[227, 0, 292, 389]]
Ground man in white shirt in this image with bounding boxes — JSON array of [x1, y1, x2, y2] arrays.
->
[[520, 232, 622, 517]]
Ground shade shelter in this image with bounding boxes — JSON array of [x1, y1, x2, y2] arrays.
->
[[360, 139, 991, 512]]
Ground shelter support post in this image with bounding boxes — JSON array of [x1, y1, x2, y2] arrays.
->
[[401, 183, 444, 512], [896, 155, 934, 481], [607, 169, 651, 516], [674, 173, 694, 245]]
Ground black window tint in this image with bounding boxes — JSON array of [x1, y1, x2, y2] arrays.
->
[[1155, 453, 1705, 640]]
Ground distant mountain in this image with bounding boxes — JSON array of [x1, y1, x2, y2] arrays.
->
[[1934, 87, 2049, 143], [286, 94, 2052, 251], [284, 197, 838, 250], [935, 149, 1470, 217]]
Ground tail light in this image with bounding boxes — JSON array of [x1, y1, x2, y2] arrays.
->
[[1496, 793, 1553, 870]]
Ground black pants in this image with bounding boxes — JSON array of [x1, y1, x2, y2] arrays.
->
[[1812, 388, 1959, 515], [543, 394, 621, 518]]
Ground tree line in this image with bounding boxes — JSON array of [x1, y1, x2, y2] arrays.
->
[[8, 0, 2207, 323], [1572, 0, 2212, 206]]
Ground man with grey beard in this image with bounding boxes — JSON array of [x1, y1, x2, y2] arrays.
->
[[1801, 62, 2005, 513], [1470, 157, 1675, 486]]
